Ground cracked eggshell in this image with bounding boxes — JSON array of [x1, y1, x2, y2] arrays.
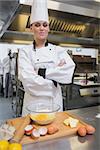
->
[[24, 125, 34, 136], [38, 127, 47, 136], [31, 129, 40, 138]]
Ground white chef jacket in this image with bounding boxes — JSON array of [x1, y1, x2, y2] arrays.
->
[[18, 43, 75, 116]]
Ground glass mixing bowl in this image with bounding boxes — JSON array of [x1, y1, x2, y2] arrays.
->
[[26, 101, 60, 125]]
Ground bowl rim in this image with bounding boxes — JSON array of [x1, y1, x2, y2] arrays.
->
[[26, 103, 60, 113]]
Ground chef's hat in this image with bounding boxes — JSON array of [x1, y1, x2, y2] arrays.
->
[[30, 0, 49, 25]]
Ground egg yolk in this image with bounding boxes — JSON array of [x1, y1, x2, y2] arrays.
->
[[35, 114, 49, 121]]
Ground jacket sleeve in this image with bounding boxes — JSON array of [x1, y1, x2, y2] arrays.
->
[[18, 48, 54, 97], [46, 47, 75, 84]]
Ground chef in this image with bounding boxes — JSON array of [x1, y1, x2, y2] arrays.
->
[[18, 0, 75, 116]]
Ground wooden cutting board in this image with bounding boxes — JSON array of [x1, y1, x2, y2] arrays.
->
[[7, 112, 88, 145]]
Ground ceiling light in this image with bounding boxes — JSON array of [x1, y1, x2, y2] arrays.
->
[[12, 40, 32, 44], [94, 0, 100, 2]]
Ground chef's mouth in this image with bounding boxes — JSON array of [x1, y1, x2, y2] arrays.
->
[[39, 32, 45, 35]]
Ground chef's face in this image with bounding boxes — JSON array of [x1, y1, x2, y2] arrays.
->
[[30, 21, 49, 41]]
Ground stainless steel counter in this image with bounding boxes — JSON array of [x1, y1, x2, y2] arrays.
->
[[0, 106, 99, 149], [23, 105, 100, 150]]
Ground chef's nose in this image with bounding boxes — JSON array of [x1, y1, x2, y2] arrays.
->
[[40, 24, 44, 29]]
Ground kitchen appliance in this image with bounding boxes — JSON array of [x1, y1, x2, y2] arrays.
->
[[79, 85, 100, 97]]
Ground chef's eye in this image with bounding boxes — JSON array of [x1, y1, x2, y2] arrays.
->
[[34, 22, 48, 28], [43, 22, 48, 27], [34, 23, 41, 27]]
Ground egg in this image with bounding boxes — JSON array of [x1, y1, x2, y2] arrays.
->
[[77, 127, 87, 137], [47, 125, 59, 135], [35, 114, 49, 121], [38, 127, 47, 136], [31, 129, 40, 138], [85, 125, 95, 134], [24, 125, 34, 136]]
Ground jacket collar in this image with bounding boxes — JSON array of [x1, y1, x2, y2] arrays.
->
[[33, 40, 48, 51]]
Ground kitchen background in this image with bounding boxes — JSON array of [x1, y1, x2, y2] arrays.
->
[[0, 0, 100, 121]]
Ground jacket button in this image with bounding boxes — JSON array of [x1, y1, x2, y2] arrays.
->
[[37, 59, 39, 61]]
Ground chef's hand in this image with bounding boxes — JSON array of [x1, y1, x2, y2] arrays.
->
[[58, 59, 66, 67]]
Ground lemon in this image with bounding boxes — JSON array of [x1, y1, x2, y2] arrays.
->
[[9, 143, 22, 150], [0, 140, 9, 150]]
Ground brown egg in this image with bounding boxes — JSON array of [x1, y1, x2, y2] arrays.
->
[[47, 125, 59, 135], [77, 127, 87, 137], [85, 125, 95, 134]]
